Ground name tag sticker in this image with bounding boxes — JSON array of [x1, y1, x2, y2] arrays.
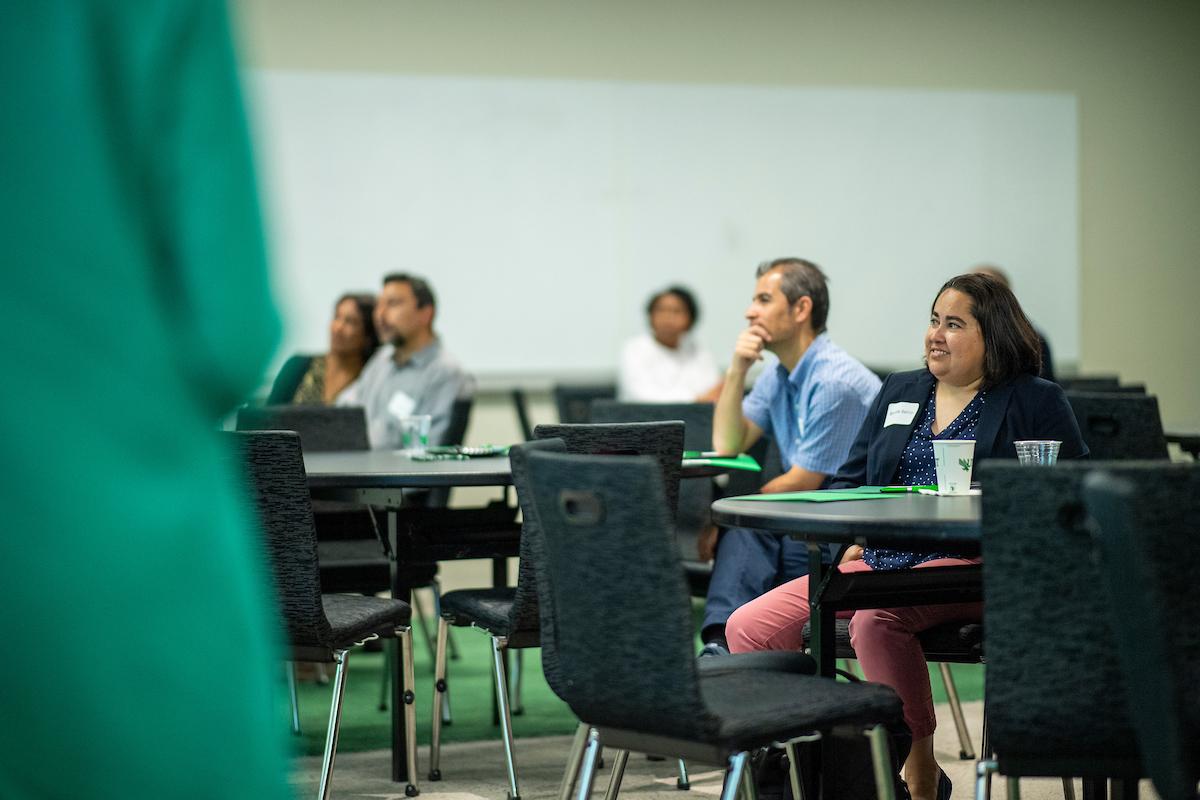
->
[[387, 391, 417, 420], [884, 402, 919, 428]]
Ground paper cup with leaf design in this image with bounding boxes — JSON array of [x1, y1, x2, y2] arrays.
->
[[932, 439, 976, 495]]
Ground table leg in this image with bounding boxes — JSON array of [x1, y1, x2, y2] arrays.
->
[[390, 508, 412, 784], [807, 542, 836, 677]]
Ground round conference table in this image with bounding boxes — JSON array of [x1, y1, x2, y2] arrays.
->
[[710, 491, 983, 677]]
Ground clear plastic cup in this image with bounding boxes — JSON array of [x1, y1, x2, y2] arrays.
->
[[1014, 440, 1061, 465], [399, 415, 432, 455], [932, 439, 976, 495]]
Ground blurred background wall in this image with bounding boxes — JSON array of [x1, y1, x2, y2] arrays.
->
[[235, 0, 1200, 432]]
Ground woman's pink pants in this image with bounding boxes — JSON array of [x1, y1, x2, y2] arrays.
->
[[726, 556, 982, 740]]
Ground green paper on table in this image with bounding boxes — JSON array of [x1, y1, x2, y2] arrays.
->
[[681, 451, 762, 472], [730, 486, 910, 502]]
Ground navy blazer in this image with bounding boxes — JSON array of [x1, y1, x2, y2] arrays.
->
[[831, 368, 1088, 488]]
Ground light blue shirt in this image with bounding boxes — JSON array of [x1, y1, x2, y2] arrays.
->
[[742, 333, 881, 476]]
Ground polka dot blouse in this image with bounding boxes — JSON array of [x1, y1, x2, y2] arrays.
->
[[863, 385, 986, 571]]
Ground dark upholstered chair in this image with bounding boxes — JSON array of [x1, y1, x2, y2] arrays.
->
[[235, 405, 386, 594], [589, 401, 716, 590], [511, 389, 536, 441], [588, 401, 713, 450], [236, 404, 370, 451], [235, 406, 449, 716], [1065, 391, 1168, 460], [230, 430, 418, 800], [1057, 375, 1121, 392], [524, 450, 906, 800], [533, 422, 684, 517], [977, 461, 1157, 799], [552, 383, 616, 424], [1083, 465, 1200, 800], [426, 396, 474, 509], [427, 437, 567, 799], [429, 421, 685, 800]]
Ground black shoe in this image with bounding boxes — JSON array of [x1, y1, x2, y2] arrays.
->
[[937, 769, 952, 800]]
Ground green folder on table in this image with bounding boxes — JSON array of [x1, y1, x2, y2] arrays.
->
[[730, 486, 910, 502], [681, 451, 762, 472]]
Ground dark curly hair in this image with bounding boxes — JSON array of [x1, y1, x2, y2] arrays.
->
[[645, 285, 700, 330]]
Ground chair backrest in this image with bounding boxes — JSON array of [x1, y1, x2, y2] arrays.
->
[[426, 396, 475, 507], [533, 421, 685, 520], [1065, 391, 1168, 460], [588, 401, 715, 563], [443, 396, 473, 446], [236, 405, 369, 452], [1058, 375, 1122, 392], [511, 388, 536, 441], [589, 400, 714, 451], [980, 461, 1141, 774], [1083, 465, 1200, 800], [525, 450, 718, 740], [552, 383, 617, 424], [227, 430, 333, 648], [506, 437, 569, 690]]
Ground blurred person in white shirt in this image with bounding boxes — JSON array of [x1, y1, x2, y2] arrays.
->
[[618, 285, 723, 402]]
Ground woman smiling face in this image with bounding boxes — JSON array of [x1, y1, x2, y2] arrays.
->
[[925, 288, 986, 388]]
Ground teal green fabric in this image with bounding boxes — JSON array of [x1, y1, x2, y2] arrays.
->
[[1, 2, 291, 798]]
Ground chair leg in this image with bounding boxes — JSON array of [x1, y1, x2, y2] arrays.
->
[[783, 742, 803, 800], [976, 760, 999, 800], [980, 705, 994, 800], [398, 627, 419, 797], [575, 728, 603, 800], [720, 752, 750, 800], [740, 754, 759, 800], [425, 585, 453, 723], [1062, 778, 1077, 800], [1007, 777, 1021, 800], [676, 758, 691, 790], [491, 635, 522, 800], [379, 640, 390, 711], [412, 590, 437, 664], [601, 749, 630, 800], [318, 650, 351, 800], [939, 662, 977, 759], [430, 578, 461, 662], [559, 722, 591, 800], [428, 617, 450, 781], [286, 661, 301, 735], [864, 724, 897, 800], [511, 649, 526, 715]]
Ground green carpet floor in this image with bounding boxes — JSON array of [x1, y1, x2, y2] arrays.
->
[[289, 612, 984, 756]]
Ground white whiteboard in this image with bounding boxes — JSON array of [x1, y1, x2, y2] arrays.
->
[[247, 71, 1079, 378]]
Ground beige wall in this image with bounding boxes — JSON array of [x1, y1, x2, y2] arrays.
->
[[237, 0, 1200, 431]]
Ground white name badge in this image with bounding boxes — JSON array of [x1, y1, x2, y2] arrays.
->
[[884, 402, 920, 428], [387, 390, 417, 420]]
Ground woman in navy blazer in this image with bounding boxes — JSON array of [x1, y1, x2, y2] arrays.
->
[[727, 274, 1087, 800], [831, 366, 1087, 489]]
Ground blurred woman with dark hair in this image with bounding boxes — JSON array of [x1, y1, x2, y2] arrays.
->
[[268, 293, 379, 404], [618, 284, 723, 402], [727, 273, 1087, 800]]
